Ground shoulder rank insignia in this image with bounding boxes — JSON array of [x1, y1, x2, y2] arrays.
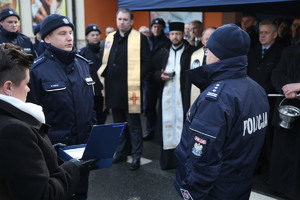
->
[[205, 81, 224, 101], [76, 54, 90, 63], [32, 56, 46, 68]]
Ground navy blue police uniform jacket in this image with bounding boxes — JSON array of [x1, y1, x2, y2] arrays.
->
[[0, 26, 35, 57], [174, 55, 269, 200], [27, 48, 95, 145]]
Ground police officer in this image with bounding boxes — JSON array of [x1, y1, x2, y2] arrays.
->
[[79, 24, 107, 124], [27, 14, 95, 200], [174, 24, 269, 200], [0, 8, 35, 57]]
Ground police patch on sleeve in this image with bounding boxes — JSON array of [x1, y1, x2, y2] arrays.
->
[[180, 188, 194, 200], [191, 135, 207, 158]]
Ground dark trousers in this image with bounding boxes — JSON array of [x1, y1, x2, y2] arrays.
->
[[94, 95, 108, 124], [144, 80, 160, 135], [112, 109, 143, 159]]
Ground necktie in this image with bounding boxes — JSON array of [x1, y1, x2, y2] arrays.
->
[[262, 48, 267, 58]]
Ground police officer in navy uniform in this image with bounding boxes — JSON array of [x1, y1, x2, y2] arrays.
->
[[27, 14, 95, 200], [79, 24, 107, 124], [0, 8, 35, 57], [174, 24, 269, 200]]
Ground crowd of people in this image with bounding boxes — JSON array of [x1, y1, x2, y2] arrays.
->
[[0, 6, 300, 200]]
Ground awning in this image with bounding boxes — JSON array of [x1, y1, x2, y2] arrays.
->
[[118, 0, 300, 15]]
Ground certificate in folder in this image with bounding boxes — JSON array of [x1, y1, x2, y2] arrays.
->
[[58, 123, 126, 169]]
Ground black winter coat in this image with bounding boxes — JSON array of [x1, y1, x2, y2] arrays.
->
[[0, 99, 80, 200], [247, 41, 285, 94], [102, 29, 151, 111]]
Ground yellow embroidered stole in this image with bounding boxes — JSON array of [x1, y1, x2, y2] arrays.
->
[[97, 29, 141, 113]]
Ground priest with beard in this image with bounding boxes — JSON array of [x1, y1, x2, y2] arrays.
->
[[152, 22, 196, 170]]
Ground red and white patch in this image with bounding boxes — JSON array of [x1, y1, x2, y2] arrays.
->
[[180, 188, 193, 200]]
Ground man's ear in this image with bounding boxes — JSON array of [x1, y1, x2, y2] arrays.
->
[[2, 80, 12, 96], [44, 35, 51, 44]]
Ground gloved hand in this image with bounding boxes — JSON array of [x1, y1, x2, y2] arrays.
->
[[70, 158, 98, 174], [52, 143, 67, 152]]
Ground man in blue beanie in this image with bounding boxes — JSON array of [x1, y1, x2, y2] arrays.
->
[[174, 24, 269, 200], [27, 14, 95, 200], [0, 8, 35, 57]]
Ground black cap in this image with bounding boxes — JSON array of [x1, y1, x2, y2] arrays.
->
[[0, 8, 19, 21], [151, 18, 166, 28], [85, 24, 101, 36], [169, 22, 184, 32], [40, 14, 74, 40]]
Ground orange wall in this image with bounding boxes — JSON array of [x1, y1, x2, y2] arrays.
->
[[84, 0, 223, 38], [84, 0, 118, 39], [203, 12, 223, 28]]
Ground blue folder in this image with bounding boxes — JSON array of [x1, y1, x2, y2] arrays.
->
[[58, 123, 126, 169]]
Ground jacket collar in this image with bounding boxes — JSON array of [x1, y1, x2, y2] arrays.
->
[[187, 55, 248, 91]]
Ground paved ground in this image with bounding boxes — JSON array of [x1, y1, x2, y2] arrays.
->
[[86, 114, 286, 200]]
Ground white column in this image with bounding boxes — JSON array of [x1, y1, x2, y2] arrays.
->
[[19, 1, 33, 38], [75, 0, 86, 48]]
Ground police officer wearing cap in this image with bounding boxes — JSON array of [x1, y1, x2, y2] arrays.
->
[[0, 8, 35, 57], [79, 24, 107, 124], [143, 18, 170, 141], [174, 24, 269, 199], [27, 14, 95, 200]]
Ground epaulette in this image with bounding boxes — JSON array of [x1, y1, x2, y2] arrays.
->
[[76, 54, 90, 63], [31, 56, 46, 68], [205, 81, 224, 101]]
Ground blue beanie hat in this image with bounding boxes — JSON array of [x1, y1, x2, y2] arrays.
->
[[33, 24, 41, 35], [0, 8, 19, 21], [85, 24, 101, 36], [206, 24, 250, 60], [40, 14, 74, 40]]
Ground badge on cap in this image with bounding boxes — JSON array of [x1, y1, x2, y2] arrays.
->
[[155, 19, 159, 24], [191, 135, 207, 158], [93, 26, 96, 30], [180, 188, 193, 200], [63, 18, 69, 24], [9, 11, 13, 14]]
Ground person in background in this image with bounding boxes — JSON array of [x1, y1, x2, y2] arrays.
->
[[247, 19, 285, 175], [138, 25, 150, 37], [98, 8, 151, 171], [152, 22, 195, 170], [189, 26, 216, 105], [27, 14, 95, 200], [184, 23, 191, 40], [32, 23, 46, 56], [188, 20, 203, 48], [0, 43, 95, 200], [0, 8, 35, 57], [274, 18, 292, 47], [240, 13, 259, 47], [291, 17, 300, 44], [79, 24, 107, 124], [143, 17, 170, 141], [174, 24, 269, 200], [105, 26, 115, 36], [268, 31, 300, 200], [100, 26, 115, 52]]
